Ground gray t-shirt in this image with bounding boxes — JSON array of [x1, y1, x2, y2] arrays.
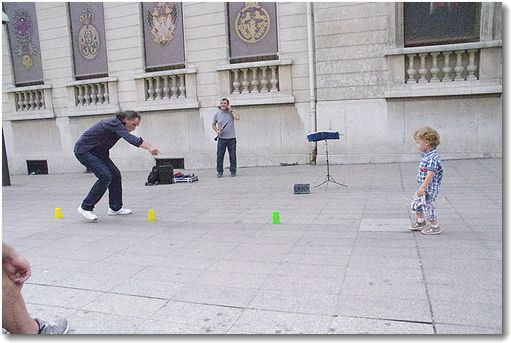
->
[[213, 110, 236, 139]]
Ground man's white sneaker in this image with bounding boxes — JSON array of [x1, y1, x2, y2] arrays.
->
[[77, 207, 98, 221], [108, 208, 132, 215]]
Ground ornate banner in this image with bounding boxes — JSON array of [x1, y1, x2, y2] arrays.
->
[[69, 3, 108, 79], [143, 2, 185, 70], [4, 2, 44, 86], [228, 2, 278, 60]]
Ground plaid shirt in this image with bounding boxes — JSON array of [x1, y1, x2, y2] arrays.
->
[[416, 148, 443, 195]]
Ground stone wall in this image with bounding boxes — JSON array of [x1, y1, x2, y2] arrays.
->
[[1, 2, 502, 175], [312, 2, 502, 164]]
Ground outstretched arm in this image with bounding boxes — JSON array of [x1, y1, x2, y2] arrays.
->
[[140, 141, 159, 156]]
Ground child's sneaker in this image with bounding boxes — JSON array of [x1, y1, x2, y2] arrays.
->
[[410, 220, 428, 231], [421, 226, 441, 235]]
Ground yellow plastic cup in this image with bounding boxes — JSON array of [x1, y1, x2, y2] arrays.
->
[[148, 209, 155, 222], [55, 207, 62, 219]]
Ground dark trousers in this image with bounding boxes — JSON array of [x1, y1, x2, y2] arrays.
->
[[216, 138, 236, 174], [75, 152, 122, 211]]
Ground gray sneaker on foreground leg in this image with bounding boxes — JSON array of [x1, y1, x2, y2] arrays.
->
[[35, 318, 69, 334]]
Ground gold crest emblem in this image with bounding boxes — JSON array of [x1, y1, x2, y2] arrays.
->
[[21, 54, 33, 70], [235, 2, 270, 43], [147, 3, 178, 47]]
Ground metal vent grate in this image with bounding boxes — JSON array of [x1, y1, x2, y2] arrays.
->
[[26, 160, 48, 175]]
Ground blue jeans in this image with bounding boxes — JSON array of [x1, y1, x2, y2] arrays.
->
[[75, 152, 123, 211], [216, 138, 236, 174]]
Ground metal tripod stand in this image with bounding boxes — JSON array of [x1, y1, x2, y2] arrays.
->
[[315, 139, 347, 189]]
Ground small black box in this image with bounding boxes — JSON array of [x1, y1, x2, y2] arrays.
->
[[294, 183, 310, 194], [158, 165, 174, 184]]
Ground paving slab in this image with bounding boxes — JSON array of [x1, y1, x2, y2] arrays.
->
[[328, 316, 435, 334], [149, 301, 244, 332], [81, 293, 167, 318], [229, 309, 332, 334], [359, 218, 411, 232], [2, 158, 502, 334], [171, 283, 259, 308], [249, 289, 338, 315], [430, 300, 502, 328], [66, 310, 145, 334], [336, 294, 432, 323]]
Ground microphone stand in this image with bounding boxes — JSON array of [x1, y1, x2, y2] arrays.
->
[[315, 139, 348, 190]]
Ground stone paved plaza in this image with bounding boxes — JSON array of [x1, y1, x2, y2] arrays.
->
[[2, 158, 502, 334]]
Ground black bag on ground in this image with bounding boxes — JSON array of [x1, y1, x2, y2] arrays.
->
[[158, 164, 174, 184], [145, 166, 160, 186]]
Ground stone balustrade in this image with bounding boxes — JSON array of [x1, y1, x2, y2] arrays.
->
[[405, 49, 479, 83], [216, 59, 295, 106], [384, 40, 501, 98], [66, 77, 119, 116], [73, 81, 110, 106], [228, 64, 280, 94], [13, 88, 46, 111], [133, 68, 199, 111], [5, 84, 54, 120], [143, 73, 186, 100]]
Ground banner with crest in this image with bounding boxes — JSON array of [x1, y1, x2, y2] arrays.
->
[[143, 2, 185, 70], [69, 3, 108, 79], [228, 2, 278, 60], [3, 2, 44, 86]]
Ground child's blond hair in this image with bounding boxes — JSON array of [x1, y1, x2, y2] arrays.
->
[[414, 127, 440, 148]]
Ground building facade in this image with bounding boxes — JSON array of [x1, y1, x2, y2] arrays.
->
[[2, 2, 502, 175]]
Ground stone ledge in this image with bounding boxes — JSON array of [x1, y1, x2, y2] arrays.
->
[[228, 93, 295, 106], [132, 99, 200, 112], [65, 76, 118, 87], [133, 67, 198, 79], [3, 110, 55, 121], [5, 84, 52, 93], [384, 40, 502, 56], [65, 104, 121, 117], [216, 59, 293, 71], [385, 80, 502, 99]]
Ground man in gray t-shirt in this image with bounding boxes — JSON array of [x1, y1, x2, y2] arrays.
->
[[212, 98, 240, 177]]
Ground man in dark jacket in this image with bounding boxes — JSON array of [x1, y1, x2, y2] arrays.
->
[[74, 110, 159, 221]]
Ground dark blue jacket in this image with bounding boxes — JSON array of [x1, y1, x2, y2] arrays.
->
[[74, 117, 143, 158]]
